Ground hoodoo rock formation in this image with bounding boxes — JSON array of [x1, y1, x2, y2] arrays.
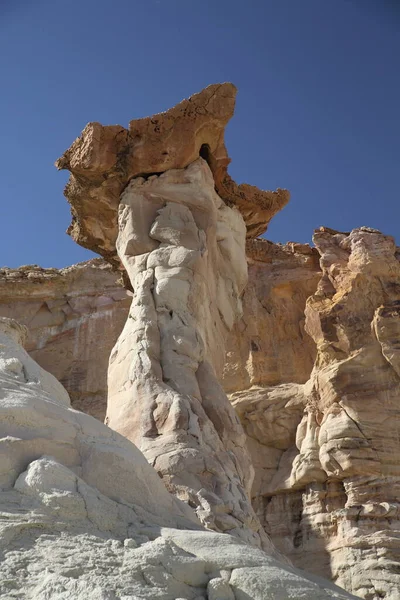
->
[[57, 83, 292, 550], [1, 83, 399, 599], [56, 85, 400, 597], [0, 317, 356, 599]]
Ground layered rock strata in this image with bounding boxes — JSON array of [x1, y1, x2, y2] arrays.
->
[[223, 238, 320, 393], [0, 259, 130, 419], [0, 317, 356, 600], [237, 228, 400, 600]]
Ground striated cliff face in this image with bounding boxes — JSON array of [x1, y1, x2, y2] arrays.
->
[[224, 239, 321, 512], [0, 259, 130, 420], [234, 227, 400, 600], [223, 238, 320, 393], [283, 227, 400, 599]]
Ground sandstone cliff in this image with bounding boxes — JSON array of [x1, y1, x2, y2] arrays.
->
[[0, 316, 356, 599], [232, 228, 400, 600], [0, 259, 129, 420], [224, 238, 320, 393], [272, 227, 400, 599]]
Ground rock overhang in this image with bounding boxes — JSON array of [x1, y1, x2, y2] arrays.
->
[[56, 83, 290, 266]]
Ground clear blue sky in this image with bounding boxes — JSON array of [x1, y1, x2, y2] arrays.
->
[[1, 0, 399, 268]]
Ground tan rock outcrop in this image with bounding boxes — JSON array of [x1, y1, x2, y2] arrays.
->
[[56, 83, 289, 263], [222, 239, 321, 513], [247, 228, 400, 600], [0, 259, 130, 420], [223, 238, 320, 393], [0, 317, 358, 600]]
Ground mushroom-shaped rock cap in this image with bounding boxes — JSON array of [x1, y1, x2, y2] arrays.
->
[[56, 83, 289, 265]]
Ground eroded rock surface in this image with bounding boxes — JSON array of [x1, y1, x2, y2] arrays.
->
[[247, 228, 400, 600], [224, 238, 320, 392], [56, 83, 289, 263], [224, 239, 321, 513], [53, 81, 400, 598], [0, 259, 130, 419], [106, 157, 273, 549], [0, 317, 356, 600]]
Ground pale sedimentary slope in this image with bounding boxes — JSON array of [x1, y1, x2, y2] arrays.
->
[[0, 317, 356, 600]]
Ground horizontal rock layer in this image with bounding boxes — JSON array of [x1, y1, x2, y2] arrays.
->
[[236, 228, 400, 600], [0, 259, 130, 420]]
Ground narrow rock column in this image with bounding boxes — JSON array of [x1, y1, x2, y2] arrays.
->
[[106, 158, 271, 549], [56, 83, 290, 553]]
